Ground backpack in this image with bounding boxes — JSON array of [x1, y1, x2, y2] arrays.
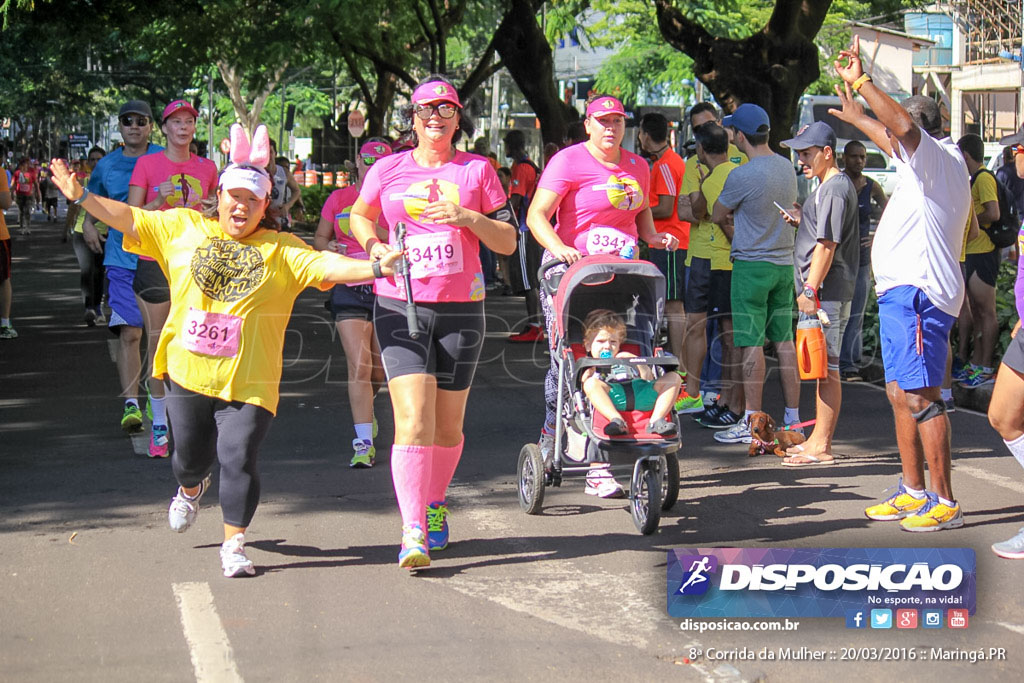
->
[[971, 168, 1020, 249]]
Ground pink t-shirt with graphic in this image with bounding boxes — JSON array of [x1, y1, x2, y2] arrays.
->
[[130, 152, 219, 211], [322, 186, 367, 259], [130, 151, 219, 262], [359, 150, 507, 303], [538, 143, 649, 254]]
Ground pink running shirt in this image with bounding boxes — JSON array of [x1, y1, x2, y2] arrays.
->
[[321, 186, 391, 260], [359, 150, 507, 303], [130, 152, 219, 262], [537, 143, 649, 254]]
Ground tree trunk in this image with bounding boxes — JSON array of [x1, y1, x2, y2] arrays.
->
[[654, 0, 832, 151], [493, 0, 578, 146]]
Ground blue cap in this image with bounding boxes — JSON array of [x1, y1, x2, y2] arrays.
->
[[722, 103, 770, 136], [781, 121, 837, 151]]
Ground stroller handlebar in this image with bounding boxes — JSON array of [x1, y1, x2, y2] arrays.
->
[[538, 259, 567, 296]]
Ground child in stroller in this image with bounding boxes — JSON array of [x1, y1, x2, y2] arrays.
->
[[581, 308, 681, 438]]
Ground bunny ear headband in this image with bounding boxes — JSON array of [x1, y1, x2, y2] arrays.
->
[[221, 123, 273, 199]]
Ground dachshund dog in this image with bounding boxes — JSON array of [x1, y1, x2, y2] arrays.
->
[[747, 411, 806, 457]]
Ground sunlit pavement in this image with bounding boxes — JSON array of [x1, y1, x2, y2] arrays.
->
[[1, 207, 1020, 681]]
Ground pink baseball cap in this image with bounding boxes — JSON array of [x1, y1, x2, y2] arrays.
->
[[411, 81, 462, 109], [359, 140, 393, 159], [586, 96, 626, 119], [162, 99, 199, 122]]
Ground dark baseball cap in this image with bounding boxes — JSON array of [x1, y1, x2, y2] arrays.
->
[[119, 100, 153, 119], [781, 121, 837, 151], [722, 103, 770, 136]]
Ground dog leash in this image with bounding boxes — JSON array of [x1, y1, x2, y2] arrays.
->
[[780, 419, 816, 432]]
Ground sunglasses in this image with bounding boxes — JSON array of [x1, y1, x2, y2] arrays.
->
[[414, 103, 458, 120], [1014, 144, 1024, 156], [119, 115, 150, 127]]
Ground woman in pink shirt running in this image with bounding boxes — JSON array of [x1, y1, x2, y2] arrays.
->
[[128, 99, 219, 458], [350, 76, 517, 569], [526, 94, 679, 498], [313, 140, 392, 469]]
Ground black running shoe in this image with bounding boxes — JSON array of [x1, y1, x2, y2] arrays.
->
[[692, 400, 722, 423], [699, 409, 741, 429]]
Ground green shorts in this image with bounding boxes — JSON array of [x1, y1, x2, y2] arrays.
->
[[607, 378, 659, 412], [730, 259, 795, 347]]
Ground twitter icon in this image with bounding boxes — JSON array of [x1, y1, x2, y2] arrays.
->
[[871, 609, 893, 629]]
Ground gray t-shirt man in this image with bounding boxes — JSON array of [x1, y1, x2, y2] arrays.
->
[[794, 172, 860, 301], [716, 153, 798, 266]]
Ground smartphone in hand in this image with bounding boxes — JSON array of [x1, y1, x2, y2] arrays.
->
[[774, 201, 797, 223]]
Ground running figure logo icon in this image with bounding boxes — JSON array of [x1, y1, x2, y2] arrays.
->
[[676, 555, 718, 595]]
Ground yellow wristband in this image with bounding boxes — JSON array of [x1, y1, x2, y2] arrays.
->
[[851, 74, 872, 92]]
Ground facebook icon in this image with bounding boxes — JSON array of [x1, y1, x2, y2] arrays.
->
[[845, 610, 867, 629]]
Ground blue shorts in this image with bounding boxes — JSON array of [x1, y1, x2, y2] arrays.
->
[[878, 286, 955, 390], [106, 265, 143, 333]]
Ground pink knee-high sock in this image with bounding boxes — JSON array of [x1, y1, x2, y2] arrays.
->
[[428, 437, 464, 503], [391, 444, 433, 529]]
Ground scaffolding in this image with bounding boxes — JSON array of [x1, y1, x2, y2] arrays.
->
[[952, 0, 1024, 63]]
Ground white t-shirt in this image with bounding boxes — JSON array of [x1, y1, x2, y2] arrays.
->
[[871, 131, 971, 317]]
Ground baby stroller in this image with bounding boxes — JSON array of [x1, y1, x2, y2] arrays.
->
[[517, 254, 682, 534]]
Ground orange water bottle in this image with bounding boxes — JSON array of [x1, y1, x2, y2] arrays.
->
[[796, 314, 827, 380]]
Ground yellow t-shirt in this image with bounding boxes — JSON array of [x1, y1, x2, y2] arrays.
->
[[681, 143, 746, 267], [701, 161, 739, 271], [124, 207, 332, 414], [965, 171, 998, 254]]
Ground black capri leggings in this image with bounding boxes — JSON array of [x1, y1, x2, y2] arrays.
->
[[373, 296, 484, 391], [164, 379, 274, 528], [72, 233, 105, 309]]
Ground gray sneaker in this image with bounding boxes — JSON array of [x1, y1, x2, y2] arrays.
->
[[168, 475, 211, 533], [992, 527, 1024, 559], [0, 325, 18, 339], [714, 418, 752, 444], [220, 533, 256, 577]]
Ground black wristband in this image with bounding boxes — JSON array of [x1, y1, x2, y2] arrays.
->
[[371, 259, 383, 279]]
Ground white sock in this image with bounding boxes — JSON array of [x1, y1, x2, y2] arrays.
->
[[150, 396, 167, 427], [940, 387, 952, 402], [904, 484, 926, 499], [354, 422, 373, 443], [125, 398, 139, 409], [743, 409, 756, 423], [0, 318, 9, 327], [1004, 433, 1024, 470], [938, 495, 957, 508], [784, 407, 800, 425]]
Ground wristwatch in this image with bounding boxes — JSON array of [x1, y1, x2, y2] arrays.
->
[[802, 285, 817, 300]]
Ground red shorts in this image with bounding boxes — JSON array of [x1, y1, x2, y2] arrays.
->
[[0, 239, 11, 283]]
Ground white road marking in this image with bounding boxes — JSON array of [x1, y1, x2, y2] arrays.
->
[[994, 621, 1024, 636], [954, 463, 1024, 496], [172, 582, 244, 683]]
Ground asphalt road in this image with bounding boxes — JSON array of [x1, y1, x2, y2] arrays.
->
[[2, 208, 1022, 682]]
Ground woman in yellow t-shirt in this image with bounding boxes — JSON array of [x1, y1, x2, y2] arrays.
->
[[48, 127, 401, 578]]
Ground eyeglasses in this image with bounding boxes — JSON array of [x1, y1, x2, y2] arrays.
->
[[414, 103, 458, 120], [119, 115, 150, 127], [361, 155, 380, 166]]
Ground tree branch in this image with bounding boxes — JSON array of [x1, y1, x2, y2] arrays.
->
[[460, 32, 500, 98], [768, 0, 832, 40], [412, 2, 437, 73], [652, 0, 717, 72]]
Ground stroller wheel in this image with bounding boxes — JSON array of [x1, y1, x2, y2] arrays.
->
[[518, 443, 546, 514], [631, 463, 662, 535], [661, 453, 680, 511]]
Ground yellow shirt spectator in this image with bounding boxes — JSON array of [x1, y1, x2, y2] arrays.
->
[[700, 160, 739, 271], [965, 170, 998, 254], [681, 143, 746, 267]]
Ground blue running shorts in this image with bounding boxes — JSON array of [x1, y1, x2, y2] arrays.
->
[[106, 265, 144, 333], [878, 285, 955, 390]]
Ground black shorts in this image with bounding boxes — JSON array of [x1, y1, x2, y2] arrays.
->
[[373, 296, 484, 391], [509, 229, 543, 294], [15, 194, 32, 212], [648, 247, 686, 301], [329, 284, 375, 322], [964, 249, 999, 288], [709, 269, 732, 315], [44, 197, 58, 210], [685, 257, 731, 316], [0, 238, 11, 283], [1002, 329, 1024, 374], [133, 258, 171, 304]]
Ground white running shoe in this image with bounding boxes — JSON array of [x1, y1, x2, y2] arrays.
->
[[220, 533, 256, 577], [168, 475, 211, 533], [585, 467, 625, 498], [713, 418, 752, 444]]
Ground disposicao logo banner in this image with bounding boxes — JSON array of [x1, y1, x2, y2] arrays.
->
[[667, 548, 976, 618]]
